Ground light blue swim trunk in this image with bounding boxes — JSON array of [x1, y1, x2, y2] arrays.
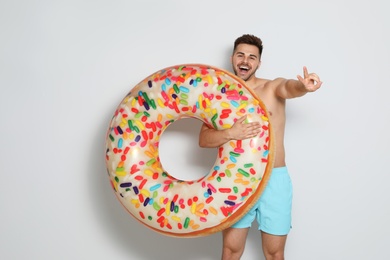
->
[[231, 166, 293, 235]]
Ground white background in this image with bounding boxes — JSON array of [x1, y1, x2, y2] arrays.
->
[[1, 0, 389, 259]]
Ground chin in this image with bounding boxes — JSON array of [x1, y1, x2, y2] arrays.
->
[[238, 75, 250, 81]]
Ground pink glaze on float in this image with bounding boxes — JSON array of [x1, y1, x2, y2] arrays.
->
[[105, 64, 274, 237]]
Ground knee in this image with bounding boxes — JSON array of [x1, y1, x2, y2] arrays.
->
[[222, 244, 245, 260], [221, 228, 249, 260], [263, 250, 285, 260]]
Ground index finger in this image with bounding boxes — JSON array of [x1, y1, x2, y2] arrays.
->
[[303, 66, 309, 78]]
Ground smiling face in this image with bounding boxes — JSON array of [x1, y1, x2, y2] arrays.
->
[[231, 43, 261, 82]]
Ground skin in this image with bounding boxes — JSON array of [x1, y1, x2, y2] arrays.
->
[[199, 43, 322, 260]]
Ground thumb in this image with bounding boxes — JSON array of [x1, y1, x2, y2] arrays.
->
[[297, 75, 304, 82]]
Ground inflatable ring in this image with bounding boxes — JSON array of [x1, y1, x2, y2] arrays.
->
[[105, 64, 274, 237]]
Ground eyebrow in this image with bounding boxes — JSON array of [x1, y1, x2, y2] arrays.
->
[[235, 51, 258, 59]]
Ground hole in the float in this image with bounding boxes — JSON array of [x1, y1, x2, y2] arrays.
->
[[158, 118, 218, 182]]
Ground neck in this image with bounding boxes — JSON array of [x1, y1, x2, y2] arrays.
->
[[243, 76, 258, 89]]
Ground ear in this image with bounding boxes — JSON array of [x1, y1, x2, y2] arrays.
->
[[256, 60, 261, 70]]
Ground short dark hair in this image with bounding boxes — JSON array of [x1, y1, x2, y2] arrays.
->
[[233, 34, 263, 58]]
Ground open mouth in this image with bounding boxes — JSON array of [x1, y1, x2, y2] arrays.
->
[[238, 65, 250, 74]]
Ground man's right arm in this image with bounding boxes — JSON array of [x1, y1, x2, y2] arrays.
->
[[198, 123, 233, 148], [198, 116, 262, 148]]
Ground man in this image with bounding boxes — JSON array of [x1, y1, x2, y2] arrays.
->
[[198, 34, 322, 260]]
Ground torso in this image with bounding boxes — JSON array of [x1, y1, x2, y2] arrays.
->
[[247, 78, 287, 168]]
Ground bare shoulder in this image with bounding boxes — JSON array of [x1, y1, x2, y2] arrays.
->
[[266, 77, 287, 88], [262, 77, 289, 96], [253, 77, 270, 89], [253, 77, 282, 92]]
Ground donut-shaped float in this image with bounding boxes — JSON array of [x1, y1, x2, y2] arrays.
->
[[105, 64, 274, 237]]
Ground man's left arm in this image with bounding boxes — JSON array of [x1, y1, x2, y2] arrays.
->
[[274, 66, 322, 99]]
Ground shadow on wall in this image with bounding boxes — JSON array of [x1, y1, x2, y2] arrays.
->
[[89, 113, 222, 259]]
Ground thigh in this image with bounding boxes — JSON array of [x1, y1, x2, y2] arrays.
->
[[258, 168, 292, 235], [222, 227, 249, 250], [221, 228, 250, 259], [231, 202, 258, 228], [261, 231, 287, 257]]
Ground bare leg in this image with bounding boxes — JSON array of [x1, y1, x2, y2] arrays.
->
[[221, 227, 249, 260], [261, 231, 287, 260]]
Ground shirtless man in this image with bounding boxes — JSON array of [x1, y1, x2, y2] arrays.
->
[[199, 34, 322, 260]]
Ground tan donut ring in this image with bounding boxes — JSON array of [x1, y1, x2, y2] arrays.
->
[[105, 64, 274, 237]]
